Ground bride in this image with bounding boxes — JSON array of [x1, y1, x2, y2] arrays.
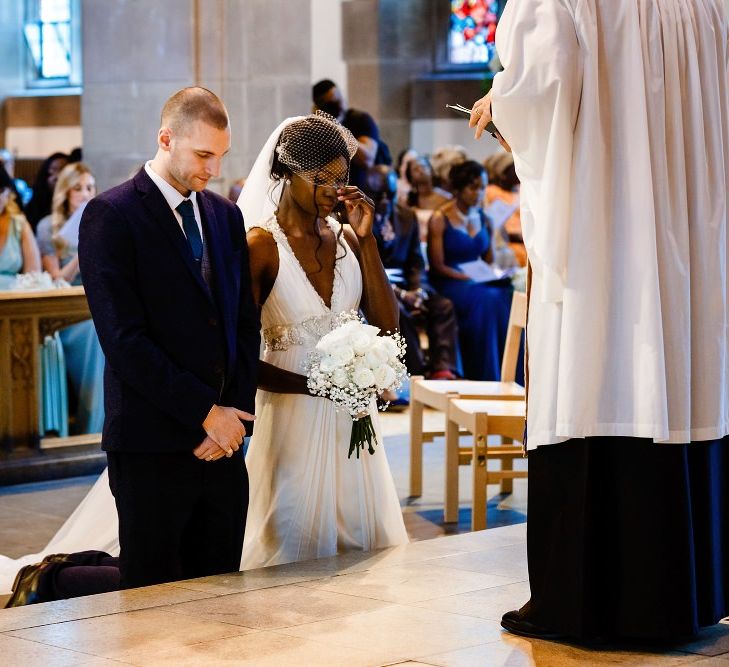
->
[[239, 114, 407, 568], [0, 113, 407, 596]]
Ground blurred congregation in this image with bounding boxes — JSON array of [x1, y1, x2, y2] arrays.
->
[[0, 0, 515, 480]]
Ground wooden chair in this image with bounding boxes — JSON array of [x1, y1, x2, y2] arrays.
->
[[409, 291, 527, 499], [447, 398, 527, 530]]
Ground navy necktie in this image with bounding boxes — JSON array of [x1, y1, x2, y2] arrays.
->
[[176, 199, 203, 262]]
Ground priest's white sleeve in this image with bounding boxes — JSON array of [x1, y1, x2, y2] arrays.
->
[[491, 0, 582, 302]]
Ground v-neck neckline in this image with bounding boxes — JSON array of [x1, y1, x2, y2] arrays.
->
[[269, 216, 341, 312]]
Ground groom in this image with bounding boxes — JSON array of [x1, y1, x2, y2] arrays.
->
[[78, 87, 260, 588]]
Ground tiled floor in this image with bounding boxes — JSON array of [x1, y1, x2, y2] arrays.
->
[[2, 409, 728, 665], [2, 525, 729, 666]]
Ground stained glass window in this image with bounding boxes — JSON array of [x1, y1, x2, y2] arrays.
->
[[448, 0, 506, 67]]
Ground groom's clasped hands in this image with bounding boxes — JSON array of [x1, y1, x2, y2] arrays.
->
[[193, 405, 256, 462]]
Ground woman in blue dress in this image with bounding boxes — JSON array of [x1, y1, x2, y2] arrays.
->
[[37, 163, 104, 435], [428, 160, 521, 381], [0, 165, 41, 287]]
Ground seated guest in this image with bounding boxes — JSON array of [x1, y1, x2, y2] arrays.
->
[[37, 163, 96, 284], [484, 152, 526, 267], [430, 145, 467, 194], [68, 147, 83, 163], [25, 152, 69, 231], [37, 162, 104, 434], [405, 156, 452, 241], [0, 165, 41, 288], [0, 149, 32, 209], [312, 79, 386, 189], [395, 147, 418, 207], [428, 160, 522, 382], [366, 165, 459, 380]]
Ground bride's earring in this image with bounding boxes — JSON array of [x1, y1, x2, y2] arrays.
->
[[285, 178, 291, 186]]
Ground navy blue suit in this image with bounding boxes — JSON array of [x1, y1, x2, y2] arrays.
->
[[78, 168, 260, 587]]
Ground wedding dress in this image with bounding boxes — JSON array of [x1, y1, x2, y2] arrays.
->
[[241, 215, 408, 569]]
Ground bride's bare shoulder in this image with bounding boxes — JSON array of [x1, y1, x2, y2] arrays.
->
[[246, 227, 279, 303]]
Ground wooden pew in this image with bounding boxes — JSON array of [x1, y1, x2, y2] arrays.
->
[[0, 287, 104, 483]]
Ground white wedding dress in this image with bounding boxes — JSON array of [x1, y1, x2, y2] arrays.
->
[[0, 219, 408, 595], [241, 216, 408, 569]]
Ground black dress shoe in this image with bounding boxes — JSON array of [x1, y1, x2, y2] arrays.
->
[[4, 562, 52, 608], [501, 608, 564, 640]]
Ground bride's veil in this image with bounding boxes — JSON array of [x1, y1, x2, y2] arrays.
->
[[236, 116, 304, 231]]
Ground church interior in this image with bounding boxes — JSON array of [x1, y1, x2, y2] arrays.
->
[[0, 0, 728, 664]]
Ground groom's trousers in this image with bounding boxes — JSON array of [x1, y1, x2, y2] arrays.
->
[[107, 448, 248, 589]]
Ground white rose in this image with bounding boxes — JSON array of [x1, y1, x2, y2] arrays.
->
[[353, 366, 376, 388], [352, 331, 374, 355], [331, 367, 349, 387], [319, 355, 337, 373], [365, 343, 389, 369], [330, 344, 355, 367], [316, 321, 355, 352], [379, 337, 400, 361], [374, 365, 397, 390]]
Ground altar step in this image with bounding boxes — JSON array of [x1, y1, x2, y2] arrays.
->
[[0, 442, 105, 486]]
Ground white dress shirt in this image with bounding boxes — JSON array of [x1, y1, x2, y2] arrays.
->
[[144, 161, 203, 239]]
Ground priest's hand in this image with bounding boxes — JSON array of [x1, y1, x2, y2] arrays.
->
[[469, 93, 512, 152], [470, 92, 494, 139]]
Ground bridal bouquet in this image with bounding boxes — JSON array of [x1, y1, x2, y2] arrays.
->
[[304, 311, 407, 458]]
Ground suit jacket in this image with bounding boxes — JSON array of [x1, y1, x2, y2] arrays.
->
[[78, 168, 260, 453]]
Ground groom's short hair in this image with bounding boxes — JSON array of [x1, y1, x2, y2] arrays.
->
[[161, 87, 229, 136]]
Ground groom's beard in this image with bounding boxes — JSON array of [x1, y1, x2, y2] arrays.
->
[[168, 162, 209, 194]]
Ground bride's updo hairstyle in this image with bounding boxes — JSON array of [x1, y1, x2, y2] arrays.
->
[[271, 112, 358, 187]]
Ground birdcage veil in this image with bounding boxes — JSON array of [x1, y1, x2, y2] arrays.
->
[[274, 112, 358, 186], [237, 113, 358, 231]]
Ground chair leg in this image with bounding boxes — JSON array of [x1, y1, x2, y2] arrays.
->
[[444, 414, 460, 523], [500, 456, 514, 494], [471, 432, 487, 531], [409, 396, 424, 497]]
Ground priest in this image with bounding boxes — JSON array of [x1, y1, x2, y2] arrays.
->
[[470, 0, 729, 642]]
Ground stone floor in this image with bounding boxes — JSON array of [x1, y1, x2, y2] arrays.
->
[[2, 525, 729, 666], [1, 409, 728, 665]]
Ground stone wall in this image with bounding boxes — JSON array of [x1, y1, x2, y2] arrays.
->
[[341, 0, 436, 160], [82, 0, 313, 193], [340, 0, 495, 161], [0, 1, 27, 144]]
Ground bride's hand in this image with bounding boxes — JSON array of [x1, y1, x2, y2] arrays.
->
[[337, 186, 374, 238]]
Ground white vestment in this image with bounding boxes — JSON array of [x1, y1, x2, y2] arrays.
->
[[491, 0, 729, 449]]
